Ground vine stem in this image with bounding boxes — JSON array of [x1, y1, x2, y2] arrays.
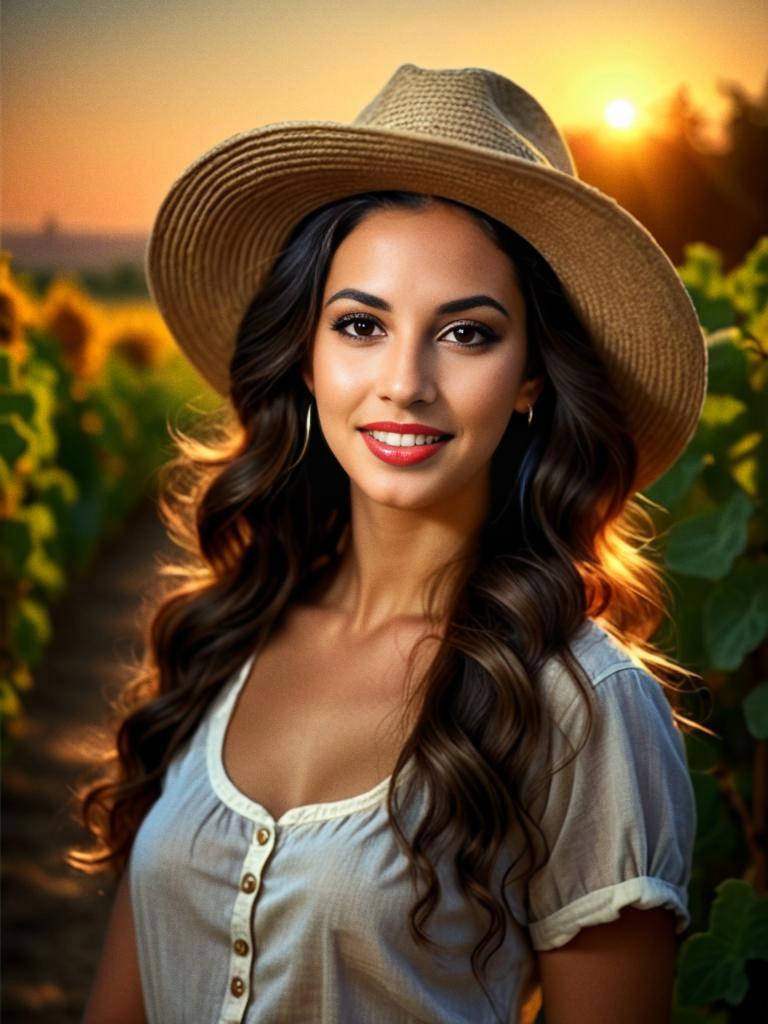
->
[[711, 759, 760, 873]]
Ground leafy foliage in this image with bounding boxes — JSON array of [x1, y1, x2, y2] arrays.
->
[[0, 258, 221, 750], [643, 238, 767, 1021]]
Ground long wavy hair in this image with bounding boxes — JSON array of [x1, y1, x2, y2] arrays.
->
[[67, 189, 709, 1022]]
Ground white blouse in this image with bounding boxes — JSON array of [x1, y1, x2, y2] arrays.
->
[[128, 618, 696, 1023]]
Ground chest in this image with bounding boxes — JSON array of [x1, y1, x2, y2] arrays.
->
[[221, 614, 435, 821]]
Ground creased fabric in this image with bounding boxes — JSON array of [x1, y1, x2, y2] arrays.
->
[[128, 619, 696, 1023]]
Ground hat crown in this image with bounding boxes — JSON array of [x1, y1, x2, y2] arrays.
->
[[352, 63, 576, 177]]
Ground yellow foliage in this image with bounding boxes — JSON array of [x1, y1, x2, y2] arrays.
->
[[103, 301, 175, 369], [0, 249, 38, 362], [0, 254, 177, 382], [39, 276, 108, 380], [0, 681, 22, 719], [12, 664, 34, 693]]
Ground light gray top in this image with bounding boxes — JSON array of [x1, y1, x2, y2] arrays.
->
[[129, 618, 696, 1023]]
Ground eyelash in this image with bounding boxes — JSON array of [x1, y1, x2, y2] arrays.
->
[[329, 313, 500, 348]]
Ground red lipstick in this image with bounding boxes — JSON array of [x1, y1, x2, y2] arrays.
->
[[359, 421, 453, 435], [357, 422, 453, 466]]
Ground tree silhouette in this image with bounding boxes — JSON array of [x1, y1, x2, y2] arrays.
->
[[564, 70, 768, 269]]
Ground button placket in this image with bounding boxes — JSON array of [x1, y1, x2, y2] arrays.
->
[[216, 822, 276, 1024]]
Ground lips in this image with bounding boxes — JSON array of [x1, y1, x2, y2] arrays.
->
[[359, 421, 453, 437], [359, 429, 452, 466]]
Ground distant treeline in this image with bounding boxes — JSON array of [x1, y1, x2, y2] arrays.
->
[[566, 75, 768, 271], [7, 72, 767, 299]]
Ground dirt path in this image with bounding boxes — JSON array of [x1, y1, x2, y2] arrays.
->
[[1, 498, 175, 1023]]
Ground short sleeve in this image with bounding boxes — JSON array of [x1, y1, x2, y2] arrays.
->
[[524, 665, 697, 951]]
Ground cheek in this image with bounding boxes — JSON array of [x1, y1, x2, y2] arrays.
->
[[454, 357, 520, 437], [311, 345, 367, 425]]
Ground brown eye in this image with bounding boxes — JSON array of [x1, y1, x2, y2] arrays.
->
[[330, 314, 384, 340], [441, 320, 500, 348], [349, 318, 377, 337], [445, 324, 482, 345]]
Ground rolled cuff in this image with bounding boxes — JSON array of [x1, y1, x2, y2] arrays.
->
[[528, 875, 690, 950]]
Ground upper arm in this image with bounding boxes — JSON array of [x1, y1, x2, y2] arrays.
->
[[525, 666, 696, 952], [82, 863, 147, 1024], [537, 906, 678, 1023]]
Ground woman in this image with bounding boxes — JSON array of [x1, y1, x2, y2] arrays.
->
[[73, 64, 707, 1023]]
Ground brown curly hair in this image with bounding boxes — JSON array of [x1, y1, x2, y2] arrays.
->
[[66, 190, 709, 1023]]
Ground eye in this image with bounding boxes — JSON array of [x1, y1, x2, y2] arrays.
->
[[441, 320, 500, 347], [330, 313, 384, 340], [329, 311, 501, 348]]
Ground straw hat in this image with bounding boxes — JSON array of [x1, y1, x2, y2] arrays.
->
[[145, 62, 708, 492]]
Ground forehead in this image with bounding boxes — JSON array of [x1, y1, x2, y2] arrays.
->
[[324, 203, 521, 295]]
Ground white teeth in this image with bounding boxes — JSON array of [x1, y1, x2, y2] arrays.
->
[[368, 430, 442, 447]]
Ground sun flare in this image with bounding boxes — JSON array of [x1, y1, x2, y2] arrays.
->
[[604, 98, 637, 130]]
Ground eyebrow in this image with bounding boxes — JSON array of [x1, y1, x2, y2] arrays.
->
[[324, 288, 511, 319]]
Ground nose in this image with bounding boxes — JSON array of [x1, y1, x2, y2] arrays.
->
[[375, 328, 437, 407]]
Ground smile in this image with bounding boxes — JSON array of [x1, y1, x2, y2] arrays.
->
[[367, 429, 445, 446], [358, 429, 452, 466]]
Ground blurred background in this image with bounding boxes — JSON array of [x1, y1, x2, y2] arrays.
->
[[1, 1, 767, 1022]]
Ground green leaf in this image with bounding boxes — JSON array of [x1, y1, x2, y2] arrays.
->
[[644, 446, 708, 511], [743, 683, 768, 740], [745, 893, 768, 959], [0, 415, 32, 467], [705, 334, 752, 402], [664, 489, 753, 579], [678, 245, 735, 333], [702, 563, 768, 669], [18, 502, 57, 542], [728, 236, 768, 317], [676, 933, 748, 1005], [699, 394, 748, 429], [10, 598, 52, 664], [680, 243, 725, 291], [0, 391, 36, 418], [710, 880, 756, 953], [677, 879, 768, 1007], [0, 517, 33, 578], [0, 351, 16, 388], [33, 466, 79, 506]]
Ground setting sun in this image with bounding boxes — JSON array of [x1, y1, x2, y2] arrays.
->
[[604, 98, 637, 130]]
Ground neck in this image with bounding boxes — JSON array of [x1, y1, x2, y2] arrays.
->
[[314, 471, 488, 637]]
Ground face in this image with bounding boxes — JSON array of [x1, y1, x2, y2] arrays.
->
[[303, 201, 545, 516]]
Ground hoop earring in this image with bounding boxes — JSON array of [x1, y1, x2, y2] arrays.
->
[[527, 402, 534, 425], [286, 399, 312, 471]]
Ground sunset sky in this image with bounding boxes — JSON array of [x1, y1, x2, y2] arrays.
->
[[2, 0, 766, 232]]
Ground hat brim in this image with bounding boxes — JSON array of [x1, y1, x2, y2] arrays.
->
[[145, 121, 707, 492]]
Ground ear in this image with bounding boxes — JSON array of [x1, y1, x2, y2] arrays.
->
[[514, 373, 545, 415], [301, 356, 314, 395]]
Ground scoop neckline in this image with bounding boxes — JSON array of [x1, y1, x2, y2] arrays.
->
[[206, 650, 416, 827]]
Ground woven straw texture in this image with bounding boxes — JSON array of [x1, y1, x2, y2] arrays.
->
[[146, 63, 708, 492]]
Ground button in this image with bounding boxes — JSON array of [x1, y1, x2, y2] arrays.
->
[[233, 938, 249, 956], [241, 873, 257, 893], [256, 827, 270, 845], [230, 976, 246, 997]]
